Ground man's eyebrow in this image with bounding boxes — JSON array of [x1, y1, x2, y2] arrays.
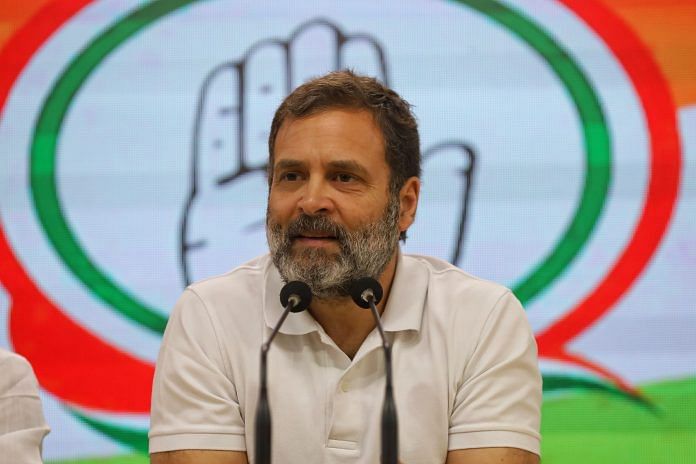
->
[[273, 159, 371, 177], [326, 160, 370, 178], [274, 159, 305, 171]]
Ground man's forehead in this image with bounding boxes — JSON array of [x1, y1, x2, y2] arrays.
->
[[274, 109, 384, 153], [275, 107, 381, 142], [286, 105, 378, 125], [268, 108, 392, 190]]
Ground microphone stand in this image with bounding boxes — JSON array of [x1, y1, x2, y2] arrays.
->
[[255, 281, 311, 464], [365, 294, 399, 464], [351, 278, 398, 464], [255, 306, 288, 464]]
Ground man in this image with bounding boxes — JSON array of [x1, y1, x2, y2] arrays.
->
[[149, 70, 541, 463], [0, 348, 51, 463]]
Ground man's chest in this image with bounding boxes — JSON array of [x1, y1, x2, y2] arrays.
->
[[230, 329, 454, 463]]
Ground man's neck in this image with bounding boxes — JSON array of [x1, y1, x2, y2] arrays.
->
[[308, 253, 398, 359]]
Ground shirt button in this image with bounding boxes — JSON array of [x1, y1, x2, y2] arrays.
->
[[340, 380, 351, 392]]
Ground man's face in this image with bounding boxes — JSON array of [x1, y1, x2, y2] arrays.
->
[[266, 108, 401, 299]]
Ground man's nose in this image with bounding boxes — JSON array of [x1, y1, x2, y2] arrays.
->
[[297, 178, 334, 215]]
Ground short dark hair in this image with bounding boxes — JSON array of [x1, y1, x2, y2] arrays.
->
[[268, 70, 421, 195]]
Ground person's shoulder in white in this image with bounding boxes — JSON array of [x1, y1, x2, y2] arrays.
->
[[186, 254, 271, 297], [0, 348, 50, 464], [403, 253, 513, 305], [403, 253, 541, 457]]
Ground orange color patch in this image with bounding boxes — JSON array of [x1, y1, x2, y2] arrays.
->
[[0, 0, 55, 46], [599, 0, 696, 107]]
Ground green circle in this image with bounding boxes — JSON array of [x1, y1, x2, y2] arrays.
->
[[30, 0, 610, 333]]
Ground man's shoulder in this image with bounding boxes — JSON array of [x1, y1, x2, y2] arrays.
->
[[0, 348, 39, 397], [168, 255, 273, 335], [0, 348, 32, 375], [186, 254, 272, 297], [402, 253, 511, 300]]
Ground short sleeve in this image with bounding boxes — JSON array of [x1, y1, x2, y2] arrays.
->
[[0, 350, 50, 463], [149, 289, 246, 452], [448, 291, 542, 455]]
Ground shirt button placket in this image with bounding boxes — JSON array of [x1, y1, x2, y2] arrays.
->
[[326, 369, 361, 454]]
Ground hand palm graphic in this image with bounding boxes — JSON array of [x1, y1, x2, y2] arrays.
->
[[180, 18, 475, 286]]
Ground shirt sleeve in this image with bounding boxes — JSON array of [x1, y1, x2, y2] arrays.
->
[[0, 350, 50, 463], [149, 288, 246, 453], [448, 290, 542, 455]]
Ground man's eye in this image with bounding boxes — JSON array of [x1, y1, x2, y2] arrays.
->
[[281, 172, 300, 181], [336, 173, 355, 183]]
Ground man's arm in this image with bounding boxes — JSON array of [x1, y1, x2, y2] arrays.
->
[[150, 450, 248, 464], [447, 291, 542, 459], [446, 447, 539, 464], [149, 290, 248, 456]]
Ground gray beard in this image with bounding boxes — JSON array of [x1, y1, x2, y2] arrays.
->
[[266, 195, 401, 299]]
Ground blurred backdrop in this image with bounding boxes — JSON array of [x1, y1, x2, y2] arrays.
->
[[1, 1, 694, 462]]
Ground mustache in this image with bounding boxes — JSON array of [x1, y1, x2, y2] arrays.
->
[[286, 214, 348, 241]]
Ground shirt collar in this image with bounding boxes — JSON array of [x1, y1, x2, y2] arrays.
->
[[380, 250, 427, 333], [262, 250, 427, 335]]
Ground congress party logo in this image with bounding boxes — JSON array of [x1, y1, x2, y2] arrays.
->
[[180, 17, 476, 286], [0, 0, 680, 451]]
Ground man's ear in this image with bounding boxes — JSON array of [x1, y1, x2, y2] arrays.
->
[[398, 177, 420, 234]]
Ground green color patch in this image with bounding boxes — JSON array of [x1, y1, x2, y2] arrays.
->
[[47, 454, 147, 464], [542, 377, 696, 463]]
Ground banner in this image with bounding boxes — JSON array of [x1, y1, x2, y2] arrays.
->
[[1, 1, 694, 462]]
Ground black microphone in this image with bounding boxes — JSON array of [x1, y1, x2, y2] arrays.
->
[[255, 281, 311, 464], [349, 277, 398, 464]]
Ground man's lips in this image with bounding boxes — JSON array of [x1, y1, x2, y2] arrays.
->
[[292, 234, 339, 247], [291, 231, 337, 239]]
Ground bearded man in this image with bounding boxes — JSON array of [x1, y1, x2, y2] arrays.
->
[[149, 70, 541, 464]]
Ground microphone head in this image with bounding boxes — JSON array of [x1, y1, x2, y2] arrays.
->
[[349, 277, 384, 309], [280, 281, 312, 313]]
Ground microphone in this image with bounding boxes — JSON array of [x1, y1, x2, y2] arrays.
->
[[255, 281, 311, 464], [349, 277, 398, 464]]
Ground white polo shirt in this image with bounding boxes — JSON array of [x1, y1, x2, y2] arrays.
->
[[149, 253, 541, 462], [0, 349, 50, 463]]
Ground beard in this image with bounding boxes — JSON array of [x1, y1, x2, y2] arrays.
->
[[266, 195, 401, 299]]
